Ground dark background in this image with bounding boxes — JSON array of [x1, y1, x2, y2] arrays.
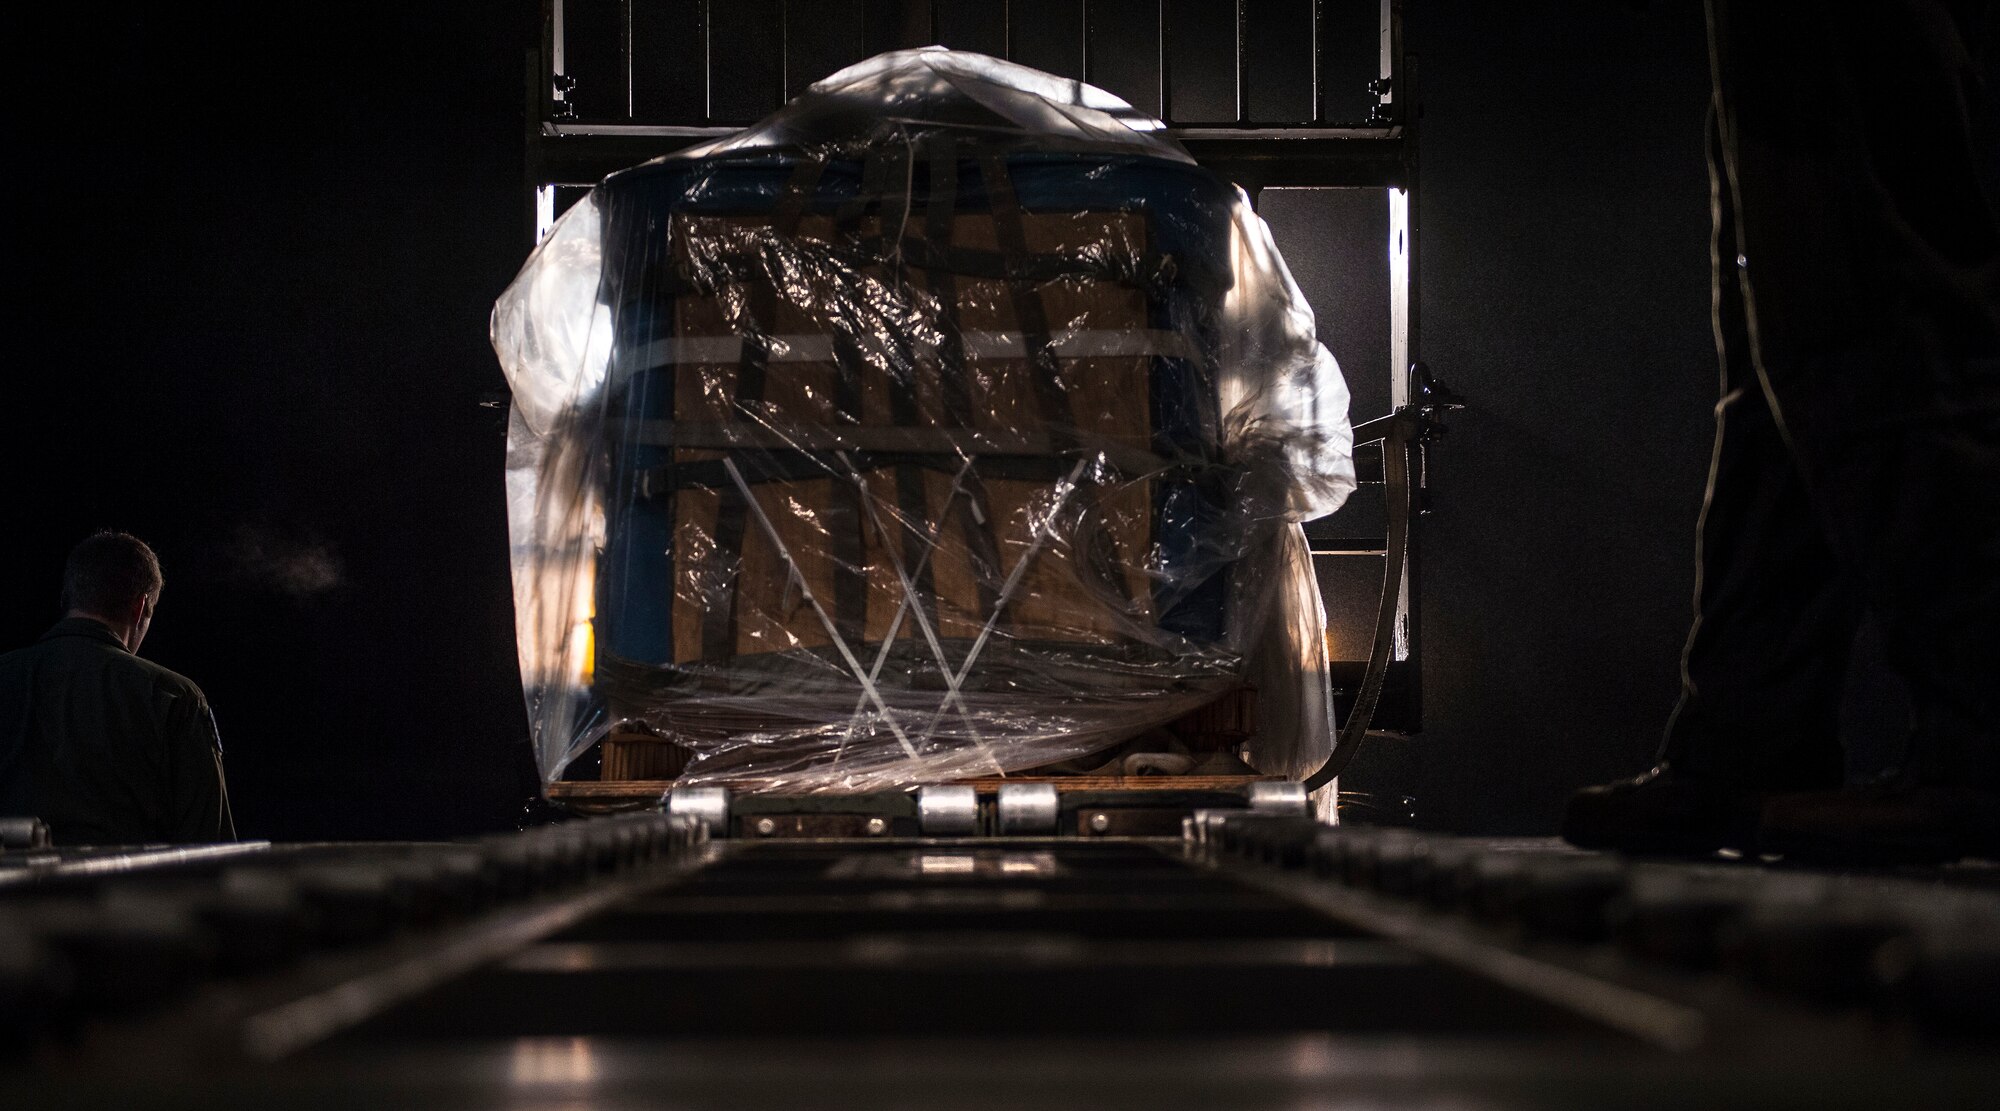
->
[[3, 1, 1716, 839]]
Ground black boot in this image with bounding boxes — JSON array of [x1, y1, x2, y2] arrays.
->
[[1561, 767, 1766, 856]]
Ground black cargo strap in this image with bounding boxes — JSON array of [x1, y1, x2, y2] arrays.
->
[[892, 133, 965, 636], [916, 137, 1007, 633], [810, 152, 900, 646], [701, 155, 827, 663], [1303, 407, 1419, 793], [977, 149, 1076, 442], [923, 135, 975, 430]]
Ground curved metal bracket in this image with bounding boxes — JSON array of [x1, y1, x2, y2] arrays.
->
[[1304, 363, 1460, 793]]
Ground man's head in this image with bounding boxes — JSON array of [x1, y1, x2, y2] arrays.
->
[[63, 531, 164, 652]]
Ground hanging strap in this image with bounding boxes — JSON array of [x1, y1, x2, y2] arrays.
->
[[1304, 409, 1419, 792]]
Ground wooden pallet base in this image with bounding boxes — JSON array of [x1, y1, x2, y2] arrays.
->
[[545, 774, 1276, 806]]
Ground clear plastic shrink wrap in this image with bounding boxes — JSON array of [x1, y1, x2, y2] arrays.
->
[[493, 49, 1355, 794]]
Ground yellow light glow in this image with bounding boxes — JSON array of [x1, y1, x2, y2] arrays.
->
[[508, 1036, 599, 1085]]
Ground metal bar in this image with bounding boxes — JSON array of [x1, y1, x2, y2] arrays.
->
[[720, 458, 923, 761], [534, 184, 555, 243], [1311, 0, 1322, 124], [527, 134, 1409, 192], [552, 0, 567, 76], [543, 122, 1399, 139], [1349, 411, 1397, 445], [836, 452, 1003, 775], [542, 122, 739, 136], [507, 936, 1424, 972], [833, 456, 977, 760], [1389, 191, 1410, 411], [1170, 125, 1395, 139], [1081, 0, 1091, 84], [916, 458, 1091, 748], [1399, 49, 1422, 692], [1210, 852, 1711, 1052], [1305, 408, 1412, 790], [1379, 0, 1393, 112], [526, 45, 548, 245], [240, 847, 722, 1059], [1234, 0, 1246, 124], [1402, 77, 1419, 373], [1385, 0, 1414, 668], [0, 841, 274, 890]]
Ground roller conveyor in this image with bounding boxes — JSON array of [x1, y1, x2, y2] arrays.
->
[[5, 797, 2000, 1109]]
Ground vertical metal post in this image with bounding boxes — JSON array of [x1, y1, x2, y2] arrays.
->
[[702, 0, 714, 122], [1081, 0, 1091, 84], [1388, 0, 1420, 686], [1378, 0, 1393, 118], [526, 49, 546, 247], [1384, 0, 1408, 401], [1382, 0, 1414, 665], [1234, 0, 1246, 124], [535, 186, 557, 243], [1388, 186, 1412, 663], [552, 0, 568, 78], [529, 2, 560, 246], [1389, 198, 1409, 410], [1310, 0, 1322, 125], [1400, 51, 1421, 684]]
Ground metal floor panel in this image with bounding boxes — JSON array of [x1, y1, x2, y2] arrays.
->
[[331, 841, 1618, 1043], [7, 817, 2000, 1107]]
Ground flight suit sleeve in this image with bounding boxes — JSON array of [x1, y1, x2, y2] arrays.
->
[[163, 685, 235, 842]]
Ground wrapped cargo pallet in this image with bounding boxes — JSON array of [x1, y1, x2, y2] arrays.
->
[[493, 49, 1355, 795]]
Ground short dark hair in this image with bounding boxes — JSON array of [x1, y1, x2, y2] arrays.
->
[[63, 531, 164, 615]]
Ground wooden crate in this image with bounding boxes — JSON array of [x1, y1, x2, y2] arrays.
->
[[590, 683, 1259, 793]]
